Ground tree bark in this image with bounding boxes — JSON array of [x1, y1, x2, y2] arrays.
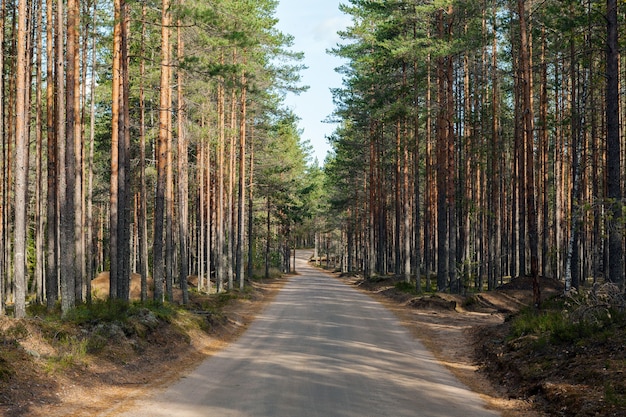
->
[[138, 2, 148, 302], [236, 66, 247, 290], [518, 0, 540, 306], [13, 0, 30, 318], [71, 0, 83, 303], [45, 0, 57, 311], [58, 0, 76, 315], [153, 0, 171, 303], [34, 0, 44, 304], [177, 19, 189, 304], [109, 0, 122, 300], [606, 0, 623, 287], [86, 0, 98, 304]]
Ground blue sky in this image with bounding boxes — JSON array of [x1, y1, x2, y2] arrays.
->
[[274, 1, 351, 165]]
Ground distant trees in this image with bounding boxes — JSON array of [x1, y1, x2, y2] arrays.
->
[[0, 0, 311, 316], [328, 0, 626, 292]]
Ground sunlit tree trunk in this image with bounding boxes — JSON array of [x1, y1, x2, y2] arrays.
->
[[236, 65, 247, 290], [166, 40, 174, 302], [109, 0, 122, 299], [153, 0, 171, 303], [13, 0, 31, 318]]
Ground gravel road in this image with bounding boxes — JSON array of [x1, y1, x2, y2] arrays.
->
[[118, 250, 500, 417]]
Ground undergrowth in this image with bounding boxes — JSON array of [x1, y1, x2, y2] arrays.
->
[[5, 298, 220, 375], [509, 285, 626, 348]]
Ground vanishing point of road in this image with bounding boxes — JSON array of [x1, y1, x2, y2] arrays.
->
[[117, 251, 500, 417]]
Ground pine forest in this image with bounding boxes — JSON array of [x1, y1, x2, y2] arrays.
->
[[0, 0, 625, 314], [326, 0, 626, 302], [2, 0, 626, 415], [0, 0, 324, 317]]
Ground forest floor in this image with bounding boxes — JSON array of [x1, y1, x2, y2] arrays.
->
[[0, 274, 291, 417], [1, 263, 624, 416]]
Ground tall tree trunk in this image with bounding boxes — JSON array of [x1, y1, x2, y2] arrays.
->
[[446, 13, 457, 293], [413, 51, 421, 291], [13, 0, 30, 318], [45, 0, 57, 311], [71, 0, 83, 303], [539, 26, 549, 279], [166, 40, 174, 302], [606, 0, 623, 287], [34, 0, 44, 304], [565, 61, 587, 292], [197, 136, 205, 292], [227, 55, 237, 291], [436, 7, 449, 292], [424, 45, 433, 292], [236, 65, 247, 290], [247, 128, 255, 282], [153, 0, 171, 303], [86, 0, 98, 304], [395, 119, 402, 278], [404, 120, 411, 284], [177, 18, 189, 304], [138, 2, 148, 302], [118, 0, 131, 301], [265, 196, 270, 279], [110, 0, 122, 300], [518, 0, 540, 306], [58, 0, 76, 314], [217, 53, 225, 292], [490, 1, 501, 289]]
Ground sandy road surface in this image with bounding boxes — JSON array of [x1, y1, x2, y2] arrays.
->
[[115, 251, 499, 417]]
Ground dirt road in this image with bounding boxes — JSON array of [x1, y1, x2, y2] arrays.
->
[[115, 251, 500, 417]]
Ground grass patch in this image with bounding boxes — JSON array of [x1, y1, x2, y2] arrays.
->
[[251, 268, 282, 280], [509, 296, 625, 348], [44, 336, 89, 374], [64, 299, 178, 326]]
